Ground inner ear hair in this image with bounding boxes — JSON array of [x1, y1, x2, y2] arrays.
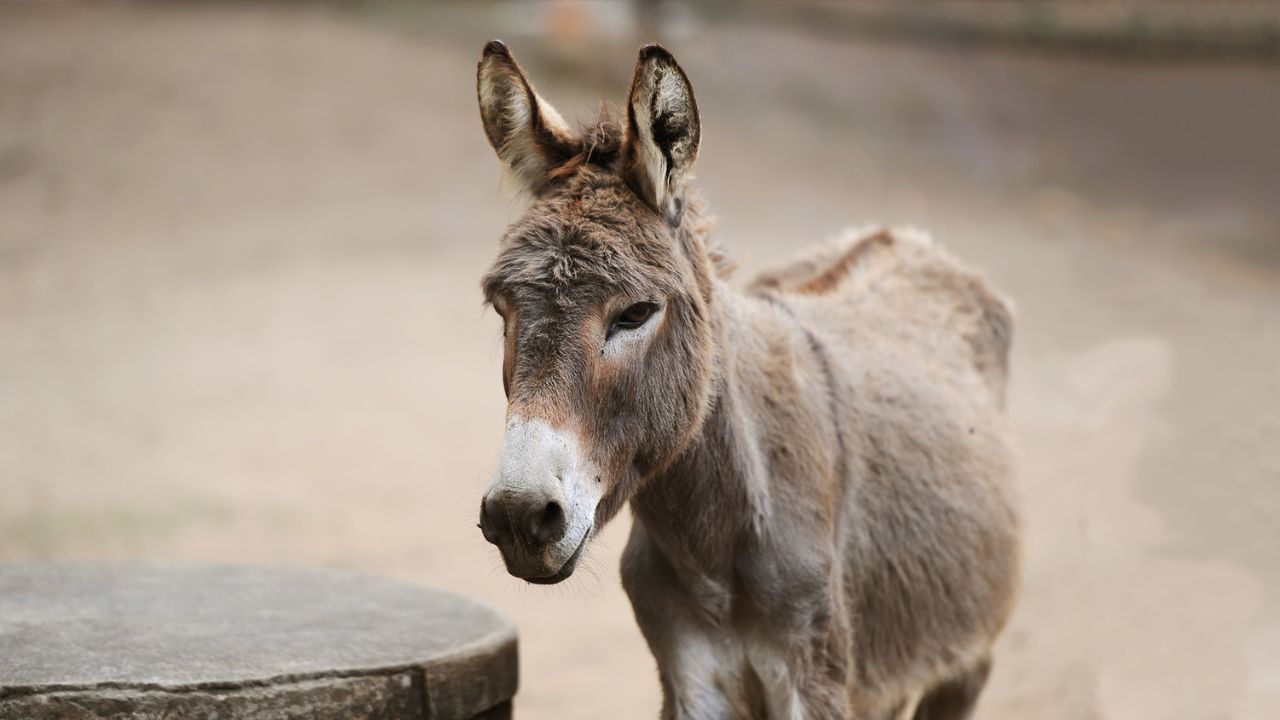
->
[[623, 44, 701, 224], [476, 40, 580, 193]]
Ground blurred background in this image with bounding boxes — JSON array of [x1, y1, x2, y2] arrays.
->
[[2, 2, 1279, 718]]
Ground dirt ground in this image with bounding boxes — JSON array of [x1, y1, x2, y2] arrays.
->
[[2, 4, 1279, 719]]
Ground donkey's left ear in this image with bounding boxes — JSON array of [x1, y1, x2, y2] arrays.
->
[[622, 45, 700, 225]]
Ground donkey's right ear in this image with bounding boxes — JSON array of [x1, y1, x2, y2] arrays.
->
[[477, 40, 579, 194]]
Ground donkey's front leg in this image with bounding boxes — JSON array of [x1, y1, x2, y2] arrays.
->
[[743, 626, 854, 720], [656, 625, 749, 720], [738, 534, 855, 720], [622, 524, 748, 720]]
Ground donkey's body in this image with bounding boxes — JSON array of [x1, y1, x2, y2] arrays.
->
[[625, 227, 1018, 719], [474, 41, 1019, 720]]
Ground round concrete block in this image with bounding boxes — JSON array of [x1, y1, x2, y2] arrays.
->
[[0, 563, 517, 719]]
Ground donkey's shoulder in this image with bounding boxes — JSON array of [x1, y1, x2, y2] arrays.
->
[[748, 226, 1014, 403]]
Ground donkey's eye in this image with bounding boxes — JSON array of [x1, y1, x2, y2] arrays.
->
[[493, 307, 509, 337], [607, 302, 659, 340]]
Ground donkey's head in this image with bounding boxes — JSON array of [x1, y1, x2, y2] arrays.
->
[[475, 41, 717, 583]]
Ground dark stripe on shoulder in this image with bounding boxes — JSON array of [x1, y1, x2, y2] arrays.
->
[[752, 292, 850, 492]]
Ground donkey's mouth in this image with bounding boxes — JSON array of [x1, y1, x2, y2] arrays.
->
[[524, 531, 589, 585]]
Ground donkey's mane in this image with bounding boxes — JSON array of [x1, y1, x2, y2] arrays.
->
[[542, 107, 733, 279], [579, 109, 626, 168], [544, 107, 623, 181]]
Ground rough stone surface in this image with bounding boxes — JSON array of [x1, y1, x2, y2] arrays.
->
[[0, 564, 518, 719]]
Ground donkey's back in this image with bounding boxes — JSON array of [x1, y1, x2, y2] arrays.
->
[[751, 226, 1013, 407]]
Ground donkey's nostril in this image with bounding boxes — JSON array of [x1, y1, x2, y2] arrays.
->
[[529, 500, 567, 545], [479, 497, 505, 545]]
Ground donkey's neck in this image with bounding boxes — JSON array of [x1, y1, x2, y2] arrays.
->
[[629, 282, 777, 617]]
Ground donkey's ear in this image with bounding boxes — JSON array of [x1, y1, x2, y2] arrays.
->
[[477, 40, 579, 193], [622, 45, 700, 224]]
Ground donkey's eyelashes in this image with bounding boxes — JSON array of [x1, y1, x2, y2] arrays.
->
[[617, 302, 657, 325], [607, 302, 659, 341]]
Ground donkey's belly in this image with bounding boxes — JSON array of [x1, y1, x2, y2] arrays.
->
[[840, 417, 1020, 706]]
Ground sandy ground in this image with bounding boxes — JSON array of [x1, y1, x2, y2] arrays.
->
[[2, 4, 1279, 719]]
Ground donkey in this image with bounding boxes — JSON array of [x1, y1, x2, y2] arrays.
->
[[474, 41, 1020, 720]]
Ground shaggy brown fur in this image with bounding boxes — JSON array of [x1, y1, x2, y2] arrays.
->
[[475, 41, 1020, 720]]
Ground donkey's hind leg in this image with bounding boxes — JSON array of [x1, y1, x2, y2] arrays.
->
[[912, 656, 992, 720]]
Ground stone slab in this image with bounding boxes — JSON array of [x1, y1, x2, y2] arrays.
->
[[0, 563, 517, 719]]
